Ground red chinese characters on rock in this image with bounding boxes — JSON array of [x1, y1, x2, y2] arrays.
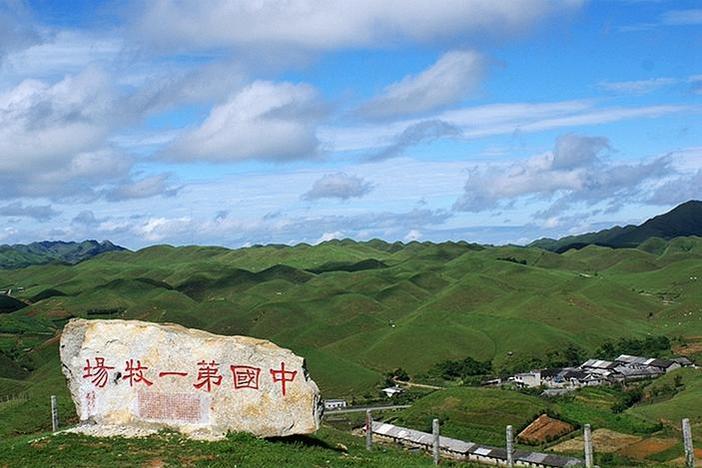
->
[[193, 360, 222, 392], [269, 362, 298, 396], [81, 356, 299, 397], [82, 357, 115, 388], [158, 371, 189, 377], [230, 365, 261, 390], [123, 359, 153, 387]]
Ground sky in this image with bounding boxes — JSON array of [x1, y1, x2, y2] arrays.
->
[[0, 0, 701, 249]]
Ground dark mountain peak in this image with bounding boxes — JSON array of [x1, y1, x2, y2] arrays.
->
[[0, 240, 128, 269], [531, 200, 702, 253]]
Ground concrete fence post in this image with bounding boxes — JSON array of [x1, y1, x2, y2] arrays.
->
[[506, 425, 514, 467], [365, 410, 372, 451], [50, 395, 59, 433], [683, 418, 695, 468], [584, 424, 593, 468], [432, 418, 440, 465]]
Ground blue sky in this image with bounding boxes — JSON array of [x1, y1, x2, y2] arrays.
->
[[0, 0, 700, 249]]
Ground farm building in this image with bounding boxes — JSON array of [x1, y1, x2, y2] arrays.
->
[[579, 359, 618, 376], [508, 354, 694, 391], [323, 399, 347, 410], [370, 421, 583, 467], [612, 365, 663, 382], [672, 356, 693, 367], [614, 355, 681, 373], [512, 370, 542, 388], [540, 368, 606, 389], [381, 386, 405, 398]]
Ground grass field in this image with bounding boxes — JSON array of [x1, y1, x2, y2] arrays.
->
[[0, 427, 472, 467], [1, 238, 701, 465]]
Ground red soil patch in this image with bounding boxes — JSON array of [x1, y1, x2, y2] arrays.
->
[[618, 437, 677, 460], [518, 414, 575, 444]]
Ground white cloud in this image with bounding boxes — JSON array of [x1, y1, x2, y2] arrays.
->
[[0, 69, 115, 172], [164, 81, 323, 162], [404, 229, 422, 241], [136, 216, 192, 242], [661, 9, 702, 25], [0, 68, 145, 200], [0, 1, 41, 58], [133, 0, 583, 52], [0, 202, 59, 222], [0, 227, 18, 242], [648, 169, 702, 206], [597, 78, 678, 95], [302, 173, 373, 201], [315, 231, 344, 244], [453, 134, 674, 214], [1, 31, 123, 83], [105, 174, 181, 201], [325, 100, 694, 154], [359, 50, 486, 119]]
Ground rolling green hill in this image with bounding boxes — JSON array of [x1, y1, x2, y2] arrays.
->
[[0, 235, 701, 466], [531, 200, 702, 253], [1, 236, 701, 397]]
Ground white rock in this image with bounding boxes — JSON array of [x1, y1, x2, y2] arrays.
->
[[60, 318, 322, 438]]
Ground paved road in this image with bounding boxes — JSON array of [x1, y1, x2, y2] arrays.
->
[[324, 404, 412, 414]]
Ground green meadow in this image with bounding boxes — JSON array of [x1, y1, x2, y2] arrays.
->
[[1, 237, 702, 465]]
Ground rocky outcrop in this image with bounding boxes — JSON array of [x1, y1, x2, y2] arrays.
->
[[60, 318, 322, 439]]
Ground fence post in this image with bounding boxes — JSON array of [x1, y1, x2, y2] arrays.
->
[[683, 418, 695, 468], [432, 418, 440, 465], [50, 395, 59, 433], [365, 409, 372, 451], [584, 424, 593, 468], [506, 425, 514, 467]]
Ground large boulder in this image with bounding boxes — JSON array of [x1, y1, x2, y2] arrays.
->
[[60, 318, 322, 438]]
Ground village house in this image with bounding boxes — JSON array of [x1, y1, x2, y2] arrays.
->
[[381, 386, 405, 398], [614, 354, 681, 373], [508, 354, 694, 391], [511, 370, 542, 388], [323, 399, 347, 410]]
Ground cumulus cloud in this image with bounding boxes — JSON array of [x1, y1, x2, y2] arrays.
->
[[647, 169, 702, 206], [136, 216, 193, 242], [404, 229, 422, 241], [105, 174, 182, 201], [0, 69, 134, 200], [133, 1, 582, 52], [453, 134, 674, 214], [0, 202, 59, 221], [127, 208, 451, 246], [71, 210, 105, 226], [370, 119, 462, 160], [551, 134, 609, 170], [0, 2, 42, 58], [359, 50, 487, 119], [315, 231, 344, 244], [302, 172, 374, 201], [164, 81, 324, 162]]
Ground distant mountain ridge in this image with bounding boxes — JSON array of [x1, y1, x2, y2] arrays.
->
[[0, 240, 127, 269], [531, 200, 702, 253]]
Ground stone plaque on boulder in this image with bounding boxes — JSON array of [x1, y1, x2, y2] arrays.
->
[[60, 318, 322, 438]]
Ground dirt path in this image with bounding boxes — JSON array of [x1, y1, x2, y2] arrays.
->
[[393, 378, 445, 390]]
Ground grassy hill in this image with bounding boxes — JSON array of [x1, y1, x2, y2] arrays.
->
[[0, 237, 701, 466], [2, 237, 702, 397]]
